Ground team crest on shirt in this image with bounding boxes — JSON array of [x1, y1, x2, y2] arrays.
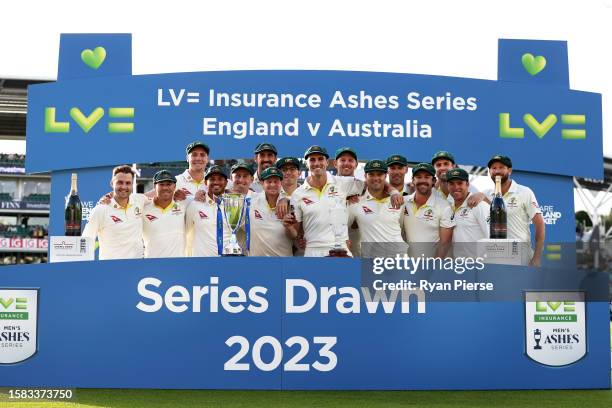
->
[[423, 209, 434, 221], [459, 208, 469, 217], [507, 197, 518, 208], [327, 185, 339, 197], [302, 197, 314, 205], [254, 209, 263, 219], [198, 211, 208, 219], [362, 206, 374, 214], [172, 204, 181, 213], [145, 214, 158, 222], [134, 207, 141, 216], [110, 215, 122, 223]]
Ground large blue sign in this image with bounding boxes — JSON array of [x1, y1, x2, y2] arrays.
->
[[26, 71, 602, 179], [1, 258, 610, 389]]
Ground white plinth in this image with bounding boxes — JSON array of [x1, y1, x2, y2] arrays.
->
[[477, 238, 523, 265], [49, 236, 95, 263]]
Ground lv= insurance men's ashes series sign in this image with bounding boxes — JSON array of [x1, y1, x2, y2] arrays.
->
[[0, 34, 609, 390]]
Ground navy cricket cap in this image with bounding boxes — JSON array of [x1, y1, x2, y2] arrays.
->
[[186, 141, 210, 155], [487, 154, 512, 168], [204, 165, 228, 180], [386, 154, 408, 167], [335, 147, 357, 160], [231, 162, 255, 176], [431, 150, 455, 165], [254, 143, 278, 155], [364, 160, 387, 173], [260, 167, 284, 180], [412, 162, 436, 177], [153, 170, 176, 184], [304, 145, 329, 159]]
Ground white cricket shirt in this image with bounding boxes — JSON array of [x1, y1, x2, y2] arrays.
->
[[142, 200, 187, 258], [82, 194, 147, 260]]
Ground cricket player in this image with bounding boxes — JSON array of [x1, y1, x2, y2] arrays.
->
[[386, 154, 412, 196], [484, 155, 545, 266], [251, 143, 278, 192], [431, 150, 483, 206], [82, 165, 147, 260], [248, 167, 297, 256], [276, 156, 301, 197], [402, 162, 455, 258], [334, 147, 362, 257], [276, 156, 305, 255], [348, 160, 407, 258], [230, 162, 255, 196], [186, 165, 231, 257], [290, 145, 402, 257], [176, 141, 210, 197], [445, 168, 489, 259], [142, 170, 187, 258]]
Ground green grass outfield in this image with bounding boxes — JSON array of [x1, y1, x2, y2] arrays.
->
[[0, 388, 611, 408]]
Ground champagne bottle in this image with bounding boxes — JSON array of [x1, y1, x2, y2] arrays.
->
[[489, 175, 507, 239], [65, 173, 82, 236]]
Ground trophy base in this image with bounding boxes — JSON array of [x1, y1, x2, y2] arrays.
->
[[327, 248, 350, 257]]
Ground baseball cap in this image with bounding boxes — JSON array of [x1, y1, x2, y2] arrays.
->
[[386, 154, 408, 167], [153, 170, 176, 184], [364, 160, 387, 173], [231, 162, 255, 176], [445, 168, 469, 182], [431, 150, 455, 165], [335, 147, 357, 160], [260, 167, 284, 181], [304, 145, 329, 159], [412, 162, 436, 177], [254, 143, 278, 155], [276, 157, 301, 170], [204, 165, 228, 180], [487, 154, 512, 168], [185, 141, 210, 155]]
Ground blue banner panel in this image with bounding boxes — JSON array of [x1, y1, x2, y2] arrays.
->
[[26, 71, 602, 179], [0, 259, 609, 390]]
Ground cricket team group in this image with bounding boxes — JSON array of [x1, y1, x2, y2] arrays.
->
[[82, 141, 545, 266]]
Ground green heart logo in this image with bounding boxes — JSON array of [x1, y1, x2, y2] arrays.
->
[[521, 53, 546, 76], [81, 46, 106, 70]]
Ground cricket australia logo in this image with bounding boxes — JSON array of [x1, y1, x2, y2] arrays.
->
[[524, 291, 586, 366], [0, 289, 39, 364]]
